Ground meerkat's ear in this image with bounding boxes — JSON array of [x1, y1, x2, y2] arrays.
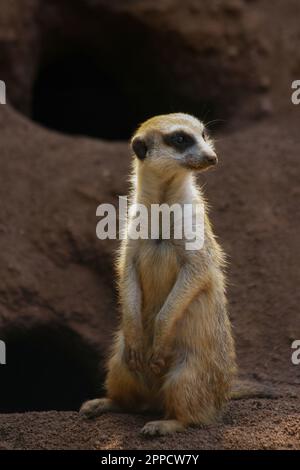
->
[[131, 137, 148, 160]]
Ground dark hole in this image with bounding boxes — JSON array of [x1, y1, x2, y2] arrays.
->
[[31, 51, 220, 141], [32, 54, 138, 140], [0, 324, 104, 413]]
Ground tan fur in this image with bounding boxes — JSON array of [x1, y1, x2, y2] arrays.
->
[[80, 113, 237, 436]]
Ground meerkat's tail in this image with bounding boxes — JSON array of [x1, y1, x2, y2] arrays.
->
[[230, 379, 280, 400]]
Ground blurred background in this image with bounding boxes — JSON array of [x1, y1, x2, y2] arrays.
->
[[0, 0, 299, 450]]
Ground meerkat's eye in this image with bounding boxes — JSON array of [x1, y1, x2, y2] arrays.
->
[[173, 134, 185, 144], [164, 131, 196, 151], [202, 130, 207, 141]]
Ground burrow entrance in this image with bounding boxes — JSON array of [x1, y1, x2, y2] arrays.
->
[[29, 8, 223, 140], [0, 324, 104, 413], [32, 53, 138, 141]]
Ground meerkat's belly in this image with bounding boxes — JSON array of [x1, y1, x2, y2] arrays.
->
[[137, 241, 179, 332]]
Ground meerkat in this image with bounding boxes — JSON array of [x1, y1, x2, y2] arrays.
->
[[80, 112, 237, 436], [80, 113, 275, 436]]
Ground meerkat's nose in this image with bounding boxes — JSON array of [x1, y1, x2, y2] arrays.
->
[[203, 151, 218, 165]]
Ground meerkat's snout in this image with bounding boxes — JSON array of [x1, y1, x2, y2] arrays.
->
[[183, 147, 218, 170], [199, 144, 218, 165]]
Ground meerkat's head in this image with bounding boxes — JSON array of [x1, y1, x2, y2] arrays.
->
[[131, 113, 217, 175]]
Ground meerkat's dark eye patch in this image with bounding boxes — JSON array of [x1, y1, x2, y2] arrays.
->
[[163, 131, 196, 151]]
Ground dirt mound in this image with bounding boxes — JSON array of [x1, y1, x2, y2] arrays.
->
[[0, 104, 128, 412]]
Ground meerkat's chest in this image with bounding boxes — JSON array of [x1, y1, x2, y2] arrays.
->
[[137, 240, 179, 315]]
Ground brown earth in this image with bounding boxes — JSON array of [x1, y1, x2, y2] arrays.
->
[[0, 0, 300, 450], [0, 396, 300, 450]]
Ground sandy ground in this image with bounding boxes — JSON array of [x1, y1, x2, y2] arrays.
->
[[0, 391, 299, 450]]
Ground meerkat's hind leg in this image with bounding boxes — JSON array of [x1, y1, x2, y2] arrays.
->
[[79, 398, 120, 419], [140, 419, 186, 437], [80, 348, 151, 419]]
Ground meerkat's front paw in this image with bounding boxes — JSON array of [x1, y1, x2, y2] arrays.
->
[[149, 346, 170, 375], [79, 398, 115, 419], [124, 345, 144, 372], [149, 353, 166, 375], [140, 420, 185, 437]]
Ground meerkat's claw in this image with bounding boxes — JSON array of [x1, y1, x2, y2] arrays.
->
[[140, 420, 185, 437]]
